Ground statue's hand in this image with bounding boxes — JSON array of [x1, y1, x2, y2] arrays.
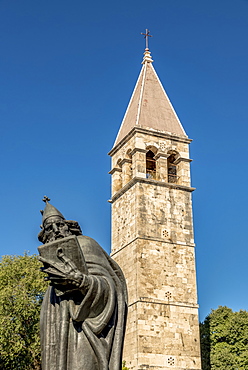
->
[[38, 254, 84, 288]]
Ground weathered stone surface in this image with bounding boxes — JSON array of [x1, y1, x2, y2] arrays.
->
[[109, 127, 201, 370]]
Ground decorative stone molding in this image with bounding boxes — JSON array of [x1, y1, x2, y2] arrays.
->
[[109, 176, 196, 203], [129, 147, 147, 156], [174, 157, 192, 165], [108, 126, 192, 156], [119, 158, 132, 166], [154, 151, 169, 160], [108, 167, 122, 175]]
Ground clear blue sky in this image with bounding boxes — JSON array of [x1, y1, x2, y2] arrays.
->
[[0, 0, 248, 321]]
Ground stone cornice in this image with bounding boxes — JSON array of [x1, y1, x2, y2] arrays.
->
[[108, 126, 192, 157], [120, 158, 132, 166], [108, 167, 122, 175], [154, 151, 169, 160], [108, 176, 195, 203], [129, 147, 147, 156], [110, 236, 196, 258], [128, 298, 199, 309], [174, 157, 192, 165]]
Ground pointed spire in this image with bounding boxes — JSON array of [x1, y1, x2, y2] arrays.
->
[[113, 46, 187, 147]]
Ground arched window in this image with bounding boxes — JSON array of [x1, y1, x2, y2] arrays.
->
[[146, 150, 156, 179], [167, 154, 177, 183]]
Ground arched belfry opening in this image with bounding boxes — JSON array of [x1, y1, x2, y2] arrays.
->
[[146, 150, 156, 179], [167, 153, 177, 183]]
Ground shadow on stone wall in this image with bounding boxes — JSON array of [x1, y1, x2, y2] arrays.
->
[[200, 318, 210, 370]]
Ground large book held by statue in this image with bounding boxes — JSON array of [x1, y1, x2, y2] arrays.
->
[[38, 235, 88, 276]]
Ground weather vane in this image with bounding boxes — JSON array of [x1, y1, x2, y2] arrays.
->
[[141, 29, 152, 49]]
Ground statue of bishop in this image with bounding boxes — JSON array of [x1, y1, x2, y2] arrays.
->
[[38, 197, 127, 370]]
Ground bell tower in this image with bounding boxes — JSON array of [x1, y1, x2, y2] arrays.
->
[[109, 46, 201, 370]]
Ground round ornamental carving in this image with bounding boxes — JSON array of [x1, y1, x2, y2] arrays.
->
[[159, 142, 166, 151], [165, 291, 172, 299], [168, 357, 175, 366], [162, 229, 169, 238]]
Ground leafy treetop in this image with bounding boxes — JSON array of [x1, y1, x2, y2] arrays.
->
[[200, 306, 248, 370]]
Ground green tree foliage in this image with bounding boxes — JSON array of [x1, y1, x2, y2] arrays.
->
[[0, 254, 48, 370], [200, 306, 248, 370]]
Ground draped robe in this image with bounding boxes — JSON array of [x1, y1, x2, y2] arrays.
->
[[40, 235, 127, 370]]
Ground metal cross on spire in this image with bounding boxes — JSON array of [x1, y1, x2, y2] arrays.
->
[[141, 29, 152, 49]]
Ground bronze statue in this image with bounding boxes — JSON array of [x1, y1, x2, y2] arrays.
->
[[38, 197, 127, 370]]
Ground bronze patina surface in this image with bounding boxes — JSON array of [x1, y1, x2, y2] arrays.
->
[[38, 198, 127, 370]]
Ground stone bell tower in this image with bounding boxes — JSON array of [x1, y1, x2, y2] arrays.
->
[[108, 46, 201, 370]]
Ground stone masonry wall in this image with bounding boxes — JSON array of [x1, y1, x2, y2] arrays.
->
[[110, 129, 201, 370], [113, 237, 201, 370], [112, 181, 195, 254]]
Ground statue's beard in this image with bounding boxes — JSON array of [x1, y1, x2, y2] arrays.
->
[[54, 234, 64, 240], [47, 231, 71, 243]]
